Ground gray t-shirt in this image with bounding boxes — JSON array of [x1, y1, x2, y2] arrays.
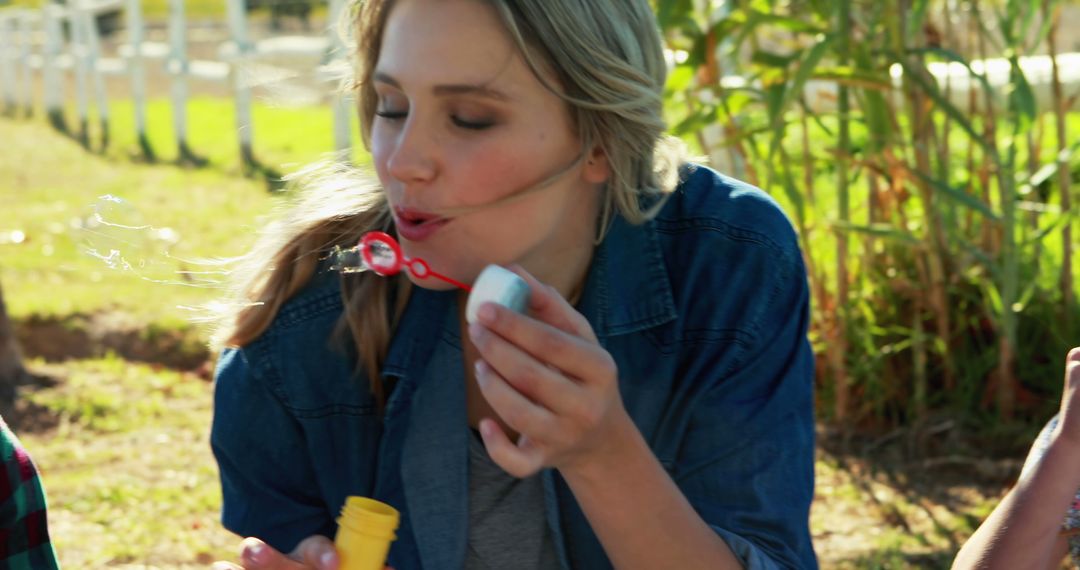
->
[[464, 429, 561, 569]]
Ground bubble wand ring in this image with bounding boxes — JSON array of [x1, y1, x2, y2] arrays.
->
[[359, 231, 473, 292]]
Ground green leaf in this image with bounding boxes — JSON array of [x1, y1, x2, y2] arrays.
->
[[909, 169, 1000, 221], [1022, 141, 1080, 190], [1007, 56, 1037, 132], [656, 0, 694, 33], [752, 49, 799, 69], [897, 55, 996, 158], [1014, 283, 1036, 313], [985, 281, 1004, 317], [906, 0, 931, 43], [766, 34, 834, 171], [743, 10, 825, 34], [1019, 208, 1077, 247], [911, 47, 995, 96], [830, 221, 921, 245], [861, 89, 892, 151], [665, 64, 695, 94], [777, 149, 807, 224], [671, 105, 716, 137], [809, 66, 893, 90]]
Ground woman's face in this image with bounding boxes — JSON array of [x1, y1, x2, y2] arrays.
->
[[370, 0, 606, 290]]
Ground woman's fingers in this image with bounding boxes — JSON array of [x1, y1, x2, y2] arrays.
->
[[236, 538, 303, 570], [291, 535, 340, 570], [509, 265, 597, 342], [474, 359, 557, 435], [472, 302, 613, 385], [477, 417, 544, 478], [469, 320, 582, 411], [216, 536, 392, 570], [230, 536, 338, 570]]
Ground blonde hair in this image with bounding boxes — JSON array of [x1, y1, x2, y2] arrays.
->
[[217, 0, 686, 407]]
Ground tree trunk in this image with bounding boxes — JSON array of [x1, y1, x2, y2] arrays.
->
[[0, 279, 25, 404]]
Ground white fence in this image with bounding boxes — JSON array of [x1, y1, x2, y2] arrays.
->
[[0, 0, 353, 167], [3, 2, 1080, 176]]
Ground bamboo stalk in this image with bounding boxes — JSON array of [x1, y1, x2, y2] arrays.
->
[[833, 0, 853, 423], [1045, 0, 1073, 322]]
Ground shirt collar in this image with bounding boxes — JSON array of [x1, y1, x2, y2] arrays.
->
[[575, 210, 677, 339]]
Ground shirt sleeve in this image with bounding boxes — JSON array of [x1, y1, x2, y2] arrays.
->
[[673, 246, 817, 569], [211, 346, 337, 553], [0, 418, 59, 569]]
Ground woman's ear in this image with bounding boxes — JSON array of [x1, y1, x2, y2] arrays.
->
[[583, 145, 611, 184]]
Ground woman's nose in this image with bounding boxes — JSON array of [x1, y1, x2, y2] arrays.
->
[[386, 119, 438, 184]]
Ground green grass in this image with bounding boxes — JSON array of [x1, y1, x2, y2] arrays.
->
[[69, 96, 368, 176], [18, 355, 236, 567], [0, 96, 373, 327]]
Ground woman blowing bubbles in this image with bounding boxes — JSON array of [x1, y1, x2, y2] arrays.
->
[[210, 1, 817, 569]]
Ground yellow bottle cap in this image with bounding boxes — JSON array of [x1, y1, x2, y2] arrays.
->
[[334, 496, 400, 570]]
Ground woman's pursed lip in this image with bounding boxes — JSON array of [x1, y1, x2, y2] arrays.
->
[[393, 212, 451, 241]]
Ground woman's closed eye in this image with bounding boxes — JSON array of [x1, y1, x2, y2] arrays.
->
[[375, 108, 408, 120], [451, 115, 495, 130], [375, 108, 496, 132]]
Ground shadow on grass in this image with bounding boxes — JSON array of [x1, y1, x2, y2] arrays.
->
[[2, 368, 64, 435], [814, 415, 1035, 568], [14, 313, 211, 371]]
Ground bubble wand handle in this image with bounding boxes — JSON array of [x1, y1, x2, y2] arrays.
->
[[405, 258, 473, 292]]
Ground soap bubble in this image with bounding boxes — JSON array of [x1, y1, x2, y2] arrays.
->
[[73, 194, 225, 288]]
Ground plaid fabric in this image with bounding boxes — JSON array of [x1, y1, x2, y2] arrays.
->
[[0, 416, 58, 569]]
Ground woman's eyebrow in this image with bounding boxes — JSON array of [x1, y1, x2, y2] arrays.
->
[[373, 71, 511, 102]]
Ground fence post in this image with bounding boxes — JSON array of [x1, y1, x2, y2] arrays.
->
[[0, 15, 16, 117], [80, 0, 110, 150], [225, 0, 255, 171], [168, 0, 199, 164], [125, 0, 153, 159], [70, 2, 91, 147], [327, 0, 351, 156], [42, 4, 67, 131], [15, 11, 33, 118]]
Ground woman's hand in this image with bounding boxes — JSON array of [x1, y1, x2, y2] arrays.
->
[[211, 536, 349, 570], [1053, 347, 1080, 450], [467, 266, 635, 479]]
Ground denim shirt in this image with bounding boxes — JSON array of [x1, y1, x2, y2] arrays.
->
[[211, 165, 818, 569]]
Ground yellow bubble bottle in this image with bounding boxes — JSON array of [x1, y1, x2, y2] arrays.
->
[[334, 496, 400, 570]]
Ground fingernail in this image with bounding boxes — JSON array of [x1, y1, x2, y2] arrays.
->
[[478, 303, 496, 324], [474, 360, 486, 378], [243, 540, 266, 564], [320, 551, 337, 570]]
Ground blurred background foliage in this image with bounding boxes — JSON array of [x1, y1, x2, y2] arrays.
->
[[655, 0, 1080, 431]]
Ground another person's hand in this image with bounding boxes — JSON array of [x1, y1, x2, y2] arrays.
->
[[468, 266, 635, 479], [1053, 347, 1080, 450], [212, 536, 343, 570]]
